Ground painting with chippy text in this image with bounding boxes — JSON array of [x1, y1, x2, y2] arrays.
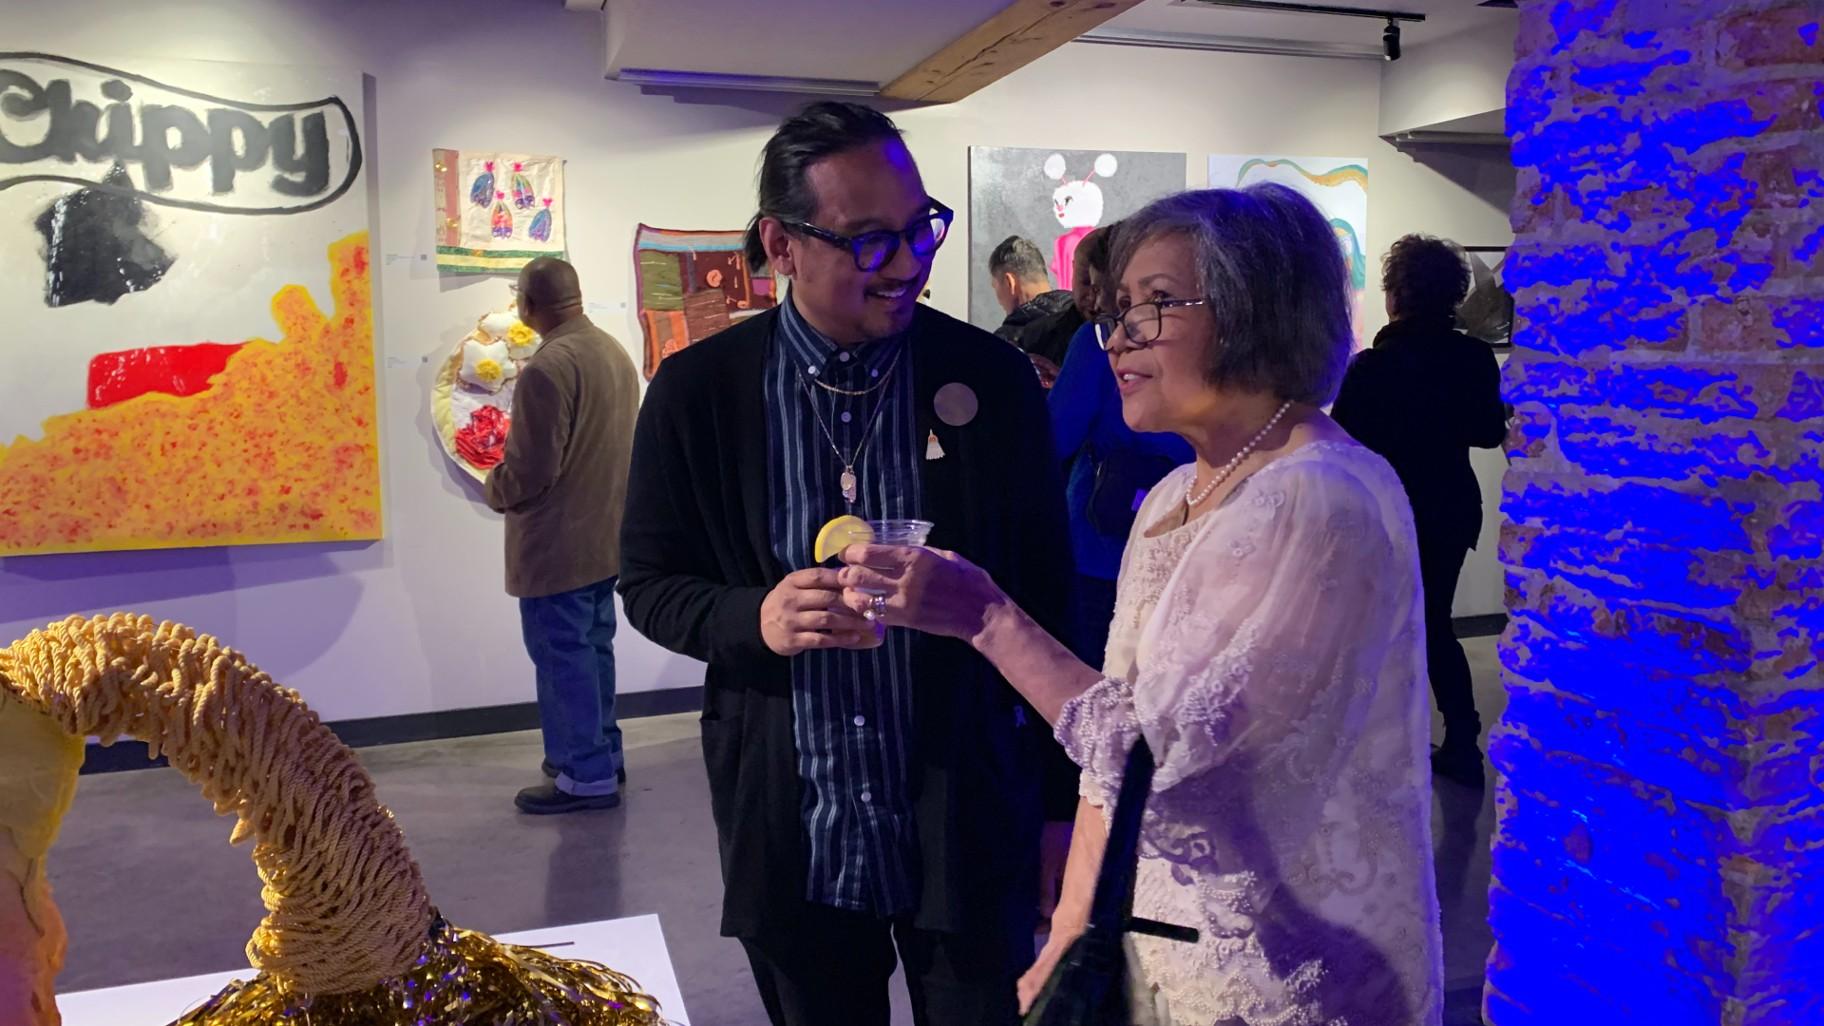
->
[[0, 52, 380, 556]]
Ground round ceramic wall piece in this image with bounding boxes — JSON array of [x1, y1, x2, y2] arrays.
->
[[432, 301, 541, 482]]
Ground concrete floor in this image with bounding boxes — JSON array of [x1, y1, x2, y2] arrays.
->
[[48, 637, 1504, 1026]]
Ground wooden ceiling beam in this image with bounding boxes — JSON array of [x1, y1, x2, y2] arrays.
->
[[880, 0, 1146, 105]]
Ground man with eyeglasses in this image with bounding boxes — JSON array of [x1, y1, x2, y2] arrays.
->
[[619, 102, 1073, 1026]]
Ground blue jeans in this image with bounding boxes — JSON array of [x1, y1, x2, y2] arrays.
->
[[519, 577, 623, 796]]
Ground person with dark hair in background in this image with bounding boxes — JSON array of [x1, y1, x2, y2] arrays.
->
[[988, 235, 1076, 387], [989, 235, 1072, 344], [1332, 234, 1510, 789], [617, 101, 1073, 1026], [486, 257, 642, 815], [1048, 222, 1192, 667]]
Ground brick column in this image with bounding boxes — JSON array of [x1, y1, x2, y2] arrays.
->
[[1490, 2, 1823, 1024]]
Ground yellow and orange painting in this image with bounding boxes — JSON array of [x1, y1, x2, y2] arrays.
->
[[0, 233, 383, 556]]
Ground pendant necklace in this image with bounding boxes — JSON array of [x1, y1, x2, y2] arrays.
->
[[796, 345, 907, 508]]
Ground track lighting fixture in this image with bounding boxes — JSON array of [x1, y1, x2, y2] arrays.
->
[[1182, 1, 1424, 61]]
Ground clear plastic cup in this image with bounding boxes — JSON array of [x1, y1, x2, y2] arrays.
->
[[866, 519, 934, 547], [859, 520, 933, 622]]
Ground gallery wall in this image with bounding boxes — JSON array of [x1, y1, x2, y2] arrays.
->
[[1380, 20, 1514, 136], [0, 0, 1515, 722]]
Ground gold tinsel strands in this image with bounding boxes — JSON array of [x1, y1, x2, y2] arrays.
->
[[0, 614, 666, 1025]]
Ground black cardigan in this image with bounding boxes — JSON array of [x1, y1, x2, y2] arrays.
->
[[1331, 318, 1509, 552], [619, 304, 1074, 938]]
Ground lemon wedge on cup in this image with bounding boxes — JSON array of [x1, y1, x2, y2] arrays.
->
[[814, 515, 875, 563]]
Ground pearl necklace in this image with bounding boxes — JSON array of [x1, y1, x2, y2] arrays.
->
[[1184, 400, 1293, 509]]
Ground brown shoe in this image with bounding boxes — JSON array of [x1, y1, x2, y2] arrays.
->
[[515, 783, 621, 814]]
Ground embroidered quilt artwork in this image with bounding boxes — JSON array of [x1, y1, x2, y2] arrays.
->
[[432, 149, 566, 274], [0, 52, 380, 556], [432, 299, 543, 482], [633, 225, 776, 379]]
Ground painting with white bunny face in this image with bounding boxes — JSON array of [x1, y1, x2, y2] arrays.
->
[[968, 147, 1187, 333]]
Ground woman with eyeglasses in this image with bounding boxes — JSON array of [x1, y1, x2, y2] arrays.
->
[[837, 185, 1444, 1025]]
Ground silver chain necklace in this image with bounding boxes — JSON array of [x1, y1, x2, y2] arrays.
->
[[795, 345, 907, 509]]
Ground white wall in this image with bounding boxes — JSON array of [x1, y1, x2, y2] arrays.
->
[[0, 0, 1514, 720], [1380, 19, 1516, 136]]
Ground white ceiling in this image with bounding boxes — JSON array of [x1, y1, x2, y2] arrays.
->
[[1106, 0, 1513, 51], [597, 0, 1016, 88], [583, 0, 1518, 93]]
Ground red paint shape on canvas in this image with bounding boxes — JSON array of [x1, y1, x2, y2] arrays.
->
[[88, 343, 246, 408]]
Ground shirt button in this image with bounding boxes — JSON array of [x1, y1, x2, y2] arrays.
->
[[860, 790, 873, 803], [839, 351, 852, 363], [871, 369, 880, 378], [840, 411, 853, 424], [808, 364, 820, 376], [853, 714, 866, 727]]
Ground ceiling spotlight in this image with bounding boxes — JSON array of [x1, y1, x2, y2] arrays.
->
[[1382, 18, 1401, 61]]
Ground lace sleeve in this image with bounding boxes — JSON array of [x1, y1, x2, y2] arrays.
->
[[1055, 676, 1137, 808]]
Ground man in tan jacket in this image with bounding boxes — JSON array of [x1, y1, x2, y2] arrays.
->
[[487, 257, 641, 814]]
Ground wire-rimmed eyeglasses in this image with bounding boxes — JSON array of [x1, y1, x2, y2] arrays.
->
[[1093, 298, 1209, 351], [782, 201, 954, 272]]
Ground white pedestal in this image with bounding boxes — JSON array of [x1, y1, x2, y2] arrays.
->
[[56, 915, 690, 1025]]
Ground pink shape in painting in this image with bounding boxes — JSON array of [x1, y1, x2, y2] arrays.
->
[[1045, 152, 1118, 287]]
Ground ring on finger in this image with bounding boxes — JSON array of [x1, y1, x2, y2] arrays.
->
[[866, 594, 888, 623]]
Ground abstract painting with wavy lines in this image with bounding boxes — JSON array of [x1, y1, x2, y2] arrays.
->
[[1210, 155, 1370, 347]]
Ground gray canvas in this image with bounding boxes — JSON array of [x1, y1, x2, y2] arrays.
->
[[967, 146, 1188, 332]]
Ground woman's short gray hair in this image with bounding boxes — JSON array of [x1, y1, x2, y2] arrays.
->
[[1109, 184, 1352, 405]]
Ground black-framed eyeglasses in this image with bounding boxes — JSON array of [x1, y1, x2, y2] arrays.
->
[[1094, 298, 1210, 351], [783, 201, 954, 272]]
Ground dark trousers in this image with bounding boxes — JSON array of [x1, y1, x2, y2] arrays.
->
[[518, 576, 623, 792], [741, 901, 1028, 1026], [1068, 573, 1120, 669], [1039, 572, 1120, 821], [1418, 539, 1481, 747]]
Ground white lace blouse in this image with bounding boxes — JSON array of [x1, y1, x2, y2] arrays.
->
[[1056, 440, 1444, 1026]]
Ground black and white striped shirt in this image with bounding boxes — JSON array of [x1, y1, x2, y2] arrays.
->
[[765, 294, 922, 915]]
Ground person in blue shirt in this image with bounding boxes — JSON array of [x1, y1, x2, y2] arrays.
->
[[1048, 223, 1193, 667]]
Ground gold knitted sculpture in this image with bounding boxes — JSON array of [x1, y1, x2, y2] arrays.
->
[[0, 614, 665, 1026]]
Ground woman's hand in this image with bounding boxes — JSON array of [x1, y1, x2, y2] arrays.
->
[[836, 544, 1008, 642], [1019, 916, 1086, 1014]]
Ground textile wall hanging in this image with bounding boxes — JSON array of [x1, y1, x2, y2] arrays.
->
[[633, 225, 775, 379], [432, 149, 566, 274]]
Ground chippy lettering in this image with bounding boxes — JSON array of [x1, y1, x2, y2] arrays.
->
[[0, 69, 332, 197]]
